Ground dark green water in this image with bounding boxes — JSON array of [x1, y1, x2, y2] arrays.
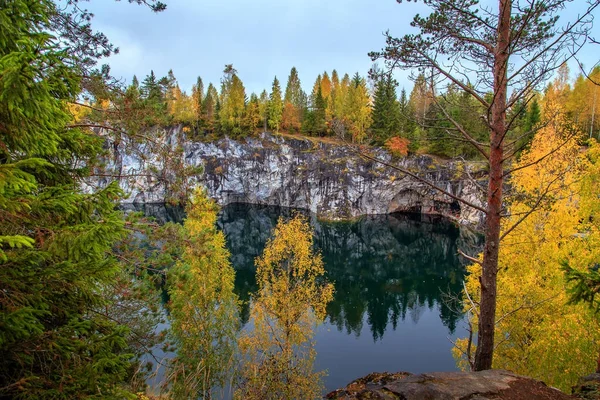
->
[[135, 202, 479, 393]]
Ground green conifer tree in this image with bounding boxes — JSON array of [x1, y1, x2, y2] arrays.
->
[[268, 76, 283, 132], [371, 75, 402, 144], [0, 0, 164, 397], [203, 83, 218, 134]]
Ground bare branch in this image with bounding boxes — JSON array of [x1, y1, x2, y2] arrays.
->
[[459, 249, 482, 266]]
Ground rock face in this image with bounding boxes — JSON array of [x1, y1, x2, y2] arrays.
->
[[326, 370, 573, 400], [99, 127, 485, 226]]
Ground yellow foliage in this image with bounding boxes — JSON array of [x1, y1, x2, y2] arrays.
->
[[456, 100, 600, 390], [167, 190, 238, 399], [67, 102, 91, 122], [236, 215, 334, 400], [168, 86, 195, 123]]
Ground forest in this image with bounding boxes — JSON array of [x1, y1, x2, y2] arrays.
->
[[87, 63, 599, 159], [2, 0, 600, 399]]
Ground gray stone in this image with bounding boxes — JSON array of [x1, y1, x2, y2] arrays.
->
[[326, 370, 573, 400], [87, 128, 486, 227]]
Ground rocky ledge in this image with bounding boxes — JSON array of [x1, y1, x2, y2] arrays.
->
[[95, 127, 486, 227], [326, 370, 573, 400]]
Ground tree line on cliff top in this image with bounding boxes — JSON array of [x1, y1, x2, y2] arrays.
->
[[78, 60, 600, 160]]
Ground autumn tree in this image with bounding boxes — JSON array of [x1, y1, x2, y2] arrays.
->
[[321, 71, 333, 121], [567, 67, 600, 138], [268, 76, 283, 132], [329, 69, 340, 119], [344, 73, 371, 143], [203, 83, 218, 134], [244, 93, 262, 134], [385, 136, 410, 158], [454, 98, 600, 389], [236, 216, 334, 400], [371, 0, 600, 370], [282, 102, 301, 133], [219, 64, 246, 136], [335, 73, 350, 120], [303, 79, 327, 136], [167, 190, 239, 399], [168, 85, 195, 123], [408, 73, 434, 126], [283, 67, 304, 132], [192, 76, 204, 124]]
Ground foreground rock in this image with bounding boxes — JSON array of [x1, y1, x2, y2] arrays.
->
[[572, 373, 600, 399], [94, 128, 486, 226], [326, 370, 573, 400]]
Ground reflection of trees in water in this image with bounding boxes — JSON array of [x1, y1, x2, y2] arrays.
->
[[129, 202, 480, 341], [217, 204, 480, 341]]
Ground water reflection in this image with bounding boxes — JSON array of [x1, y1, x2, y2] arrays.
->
[[127, 202, 481, 391], [217, 203, 478, 342]]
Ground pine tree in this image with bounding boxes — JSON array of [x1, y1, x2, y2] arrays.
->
[[311, 74, 322, 106], [132, 75, 140, 90], [142, 70, 162, 101], [268, 76, 283, 132]]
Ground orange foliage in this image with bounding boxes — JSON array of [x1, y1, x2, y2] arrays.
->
[[281, 102, 301, 133], [385, 136, 410, 157]]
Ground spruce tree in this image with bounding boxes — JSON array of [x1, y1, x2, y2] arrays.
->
[[0, 0, 164, 397], [371, 75, 402, 144], [313, 84, 327, 136], [259, 90, 269, 132], [268, 76, 283, 132], [284, 67, 303, 109], [192, 76, 204, 124], [203, 83, 217, 134]]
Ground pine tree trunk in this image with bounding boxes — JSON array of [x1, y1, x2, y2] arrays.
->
[[474, 0, 511, 371]]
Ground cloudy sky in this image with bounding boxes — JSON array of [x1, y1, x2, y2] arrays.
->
[[85, 0, 600, 96]]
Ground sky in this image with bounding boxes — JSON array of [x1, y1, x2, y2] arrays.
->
[[84, 0, 600, 96]]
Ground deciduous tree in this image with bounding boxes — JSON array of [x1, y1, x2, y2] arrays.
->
[[236, 216, 333, 400], [371, 0, 600, 370], [167, 190, 239, 399]]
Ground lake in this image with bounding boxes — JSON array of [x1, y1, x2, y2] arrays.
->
[[135, 202, 480, 394]]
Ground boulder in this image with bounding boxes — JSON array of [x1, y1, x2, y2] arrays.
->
[[326, 370, 573, 400]]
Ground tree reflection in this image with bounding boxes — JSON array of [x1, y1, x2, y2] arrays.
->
[[219, 204, 479, 341]]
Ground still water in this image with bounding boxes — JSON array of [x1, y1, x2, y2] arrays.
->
[[137, 202, 479, 393]]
